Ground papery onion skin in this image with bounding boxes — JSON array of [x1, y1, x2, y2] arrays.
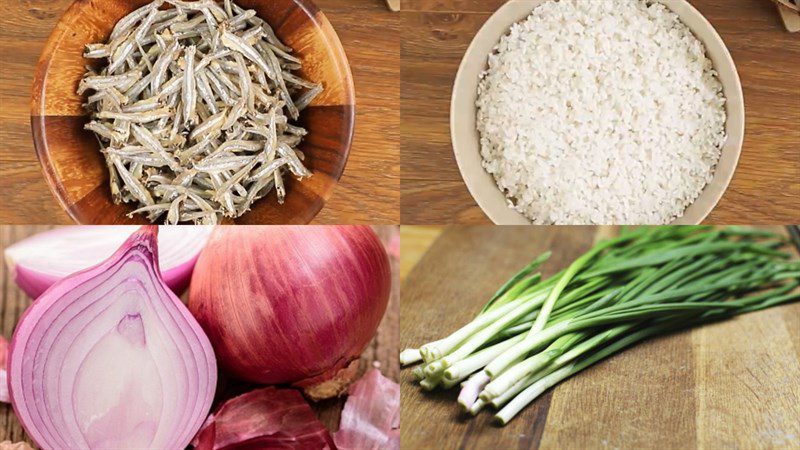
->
[[4, 225, 212, 299], [8, 226, 217, 450], [192, 386, 335, 450], [334, 369, 400, 450], [189, 226, 392, 399]]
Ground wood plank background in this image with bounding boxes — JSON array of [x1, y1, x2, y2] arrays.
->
[[0, 225, 400, 447], [400, 0, 800, 224], [399, 225, 443, 282], [0, 0, 399, 225], [400, 225, 800, 450]]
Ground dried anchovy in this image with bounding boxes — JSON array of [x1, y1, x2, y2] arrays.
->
[[182, 45, 198, 125], [80, 0, 323, 224]]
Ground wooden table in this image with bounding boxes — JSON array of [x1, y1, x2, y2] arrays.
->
[[0, 0, 399, 225], [0, 225, 400, 447], [400, 0, 800, 224], [400, 226, 800, 449], [399, 225, 443, 282]]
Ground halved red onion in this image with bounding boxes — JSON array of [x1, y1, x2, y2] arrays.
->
[[189, 226, 392, 400], [192, 386, 335, 449], [334, 369, 400, 450], [8, 226, 217, 449], [4, 226, 212, 299]]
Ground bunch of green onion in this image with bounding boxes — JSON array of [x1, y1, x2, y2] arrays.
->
[[400, 227, 800, 425]]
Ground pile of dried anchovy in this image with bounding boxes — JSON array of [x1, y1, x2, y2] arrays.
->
[[79, 0, 323, 224]]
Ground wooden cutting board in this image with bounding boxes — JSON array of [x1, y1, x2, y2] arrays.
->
[[400, 226, 800, 450], [0, 225, 400, 447]]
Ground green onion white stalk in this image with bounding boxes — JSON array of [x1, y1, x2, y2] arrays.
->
[[401, 226, 800, 425]]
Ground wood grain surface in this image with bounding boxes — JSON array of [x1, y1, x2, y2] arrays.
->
[[400, 225, 800, 450], [400, 0, 800, 225], [399, 225, 442, 282], [0, 225, 400, 447], [0, 0, 399, 225]]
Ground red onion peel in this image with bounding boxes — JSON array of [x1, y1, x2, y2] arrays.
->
[[8, 226, 217, 449], [334, 369, 400, 450], [193, 386, 335, 449], [189, 226, 392, 400], [4, 225, 212, 299]]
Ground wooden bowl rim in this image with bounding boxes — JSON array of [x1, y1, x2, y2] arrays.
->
[[30, 0, 355, 224]]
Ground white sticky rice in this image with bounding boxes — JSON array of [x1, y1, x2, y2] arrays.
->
[[477, 0, 727, 224]]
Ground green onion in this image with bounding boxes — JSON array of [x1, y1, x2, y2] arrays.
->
[[401, 227, 799, 425]]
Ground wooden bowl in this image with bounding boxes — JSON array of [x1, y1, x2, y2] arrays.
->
[[31, 0, 354, 224], [451, 0, 744, 225]]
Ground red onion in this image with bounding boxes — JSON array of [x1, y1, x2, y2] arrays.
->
[[8, 226, 217, 449], [4, 225, 212, 299], [334, 369, 400, 450], [189, 226, 391, 399], [193, 387, 335, 449]]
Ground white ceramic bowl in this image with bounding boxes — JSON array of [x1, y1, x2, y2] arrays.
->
[[451, 0, 745, 225]]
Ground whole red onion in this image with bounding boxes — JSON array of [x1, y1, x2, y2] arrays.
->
[[189, 226, 391, 399]]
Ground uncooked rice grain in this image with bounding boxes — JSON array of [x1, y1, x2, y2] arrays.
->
[[477, 0, 727, 224]]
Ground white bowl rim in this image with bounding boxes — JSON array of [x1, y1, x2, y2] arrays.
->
[[450, 0, 745, 225]]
